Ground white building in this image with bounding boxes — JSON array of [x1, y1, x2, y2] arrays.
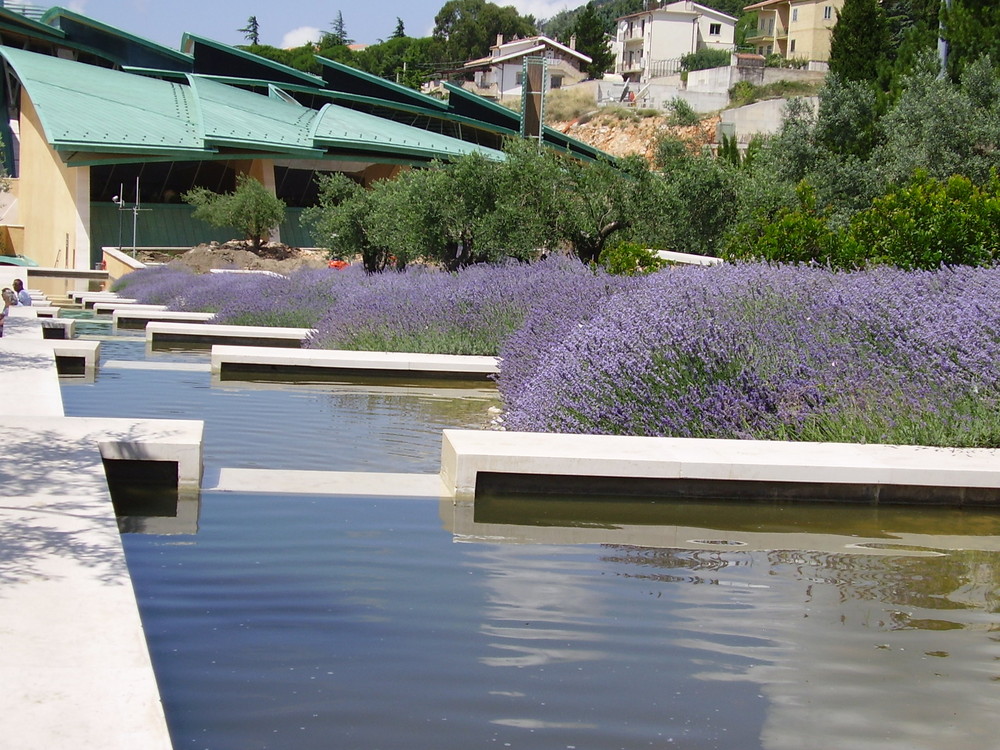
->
[[463, 35, 592, 100], [615, 1, 737, 83]]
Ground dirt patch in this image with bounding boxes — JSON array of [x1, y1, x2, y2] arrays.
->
[[551, 113, 720, 163], [139, 241, 330, 274]]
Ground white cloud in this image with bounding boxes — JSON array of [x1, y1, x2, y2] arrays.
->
[[66, 0, 88, 12], [509, 0, 590, 23], [281, 26, 321, 49]]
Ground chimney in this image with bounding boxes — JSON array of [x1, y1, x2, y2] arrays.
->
[[570, 34, 577, 50], [496, 33, 504, 47]]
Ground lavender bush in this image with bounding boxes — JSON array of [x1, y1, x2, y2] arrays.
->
[[115, 267, 346, 328], [308, 256, 625, 356], [115, 260, 1000, 447], [498, 263, 1000, 447]]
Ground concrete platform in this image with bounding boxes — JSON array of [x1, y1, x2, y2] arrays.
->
[[0, 340, 64, 415], [148, 322, 312, 348], [655, 249, 724, 266], [440, 429, 1000, 506], [212, 344, 499, 380], [113, 309, 215, 332], [206, 467, 447, 497], [40, 318, 76, 339]]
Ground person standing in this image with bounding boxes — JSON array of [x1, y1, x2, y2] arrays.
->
[[0, 287, 14, 336], [12, 278, 31, 306]]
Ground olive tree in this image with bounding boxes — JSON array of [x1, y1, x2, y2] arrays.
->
[[183, 174, 286, 249]]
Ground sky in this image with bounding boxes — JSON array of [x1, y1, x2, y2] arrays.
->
[[61, 0, 592, 50]]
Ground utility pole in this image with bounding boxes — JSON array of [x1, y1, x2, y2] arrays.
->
[[938, 0, 952, 79]]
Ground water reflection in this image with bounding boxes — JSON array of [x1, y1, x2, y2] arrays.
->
[[451, 495, 1000, 750]]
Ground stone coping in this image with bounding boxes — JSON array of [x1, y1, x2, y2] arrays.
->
[[440, 429, 1000, 506], [148, 322, 312, 348], [69, 291, 120, 302], [83, 296, 138, 309], [211, 344, 499, 379], [3, 336, 99, 371], [92, 302, 167, 314], [112, 309, 215, 333]]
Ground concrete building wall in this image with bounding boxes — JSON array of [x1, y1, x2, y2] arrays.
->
[[720, 95, 818, 142], [19, 93, 90, 269]]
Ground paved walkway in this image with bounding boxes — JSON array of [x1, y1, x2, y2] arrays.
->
[[1, 303, 176, 750]]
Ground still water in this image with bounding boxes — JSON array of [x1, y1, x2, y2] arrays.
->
[[60, 336, 1000, 750]]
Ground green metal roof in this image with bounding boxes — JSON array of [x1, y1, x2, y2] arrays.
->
[[315, 57, 448, 113], [444, 83, 610, 162], [182, 33, 325, 88], [0, 7, 65, 39], [1, 45, 203, 155], [186, 75, 324, 157], [0, 45, 502, 165], [312, 102, 502, 161], [41, 7, 193, 70]]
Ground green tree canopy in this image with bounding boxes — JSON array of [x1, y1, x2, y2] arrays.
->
[[433, 0, 536, 63], [572, 2, 614, 78], [828, 0, 890, 82]]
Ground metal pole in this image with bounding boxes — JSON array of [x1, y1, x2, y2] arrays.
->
[[115, 182, 124, 250], [131, 176, 139, 258]]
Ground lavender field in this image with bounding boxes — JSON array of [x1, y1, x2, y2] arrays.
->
[[116, 261, 1000, 448]]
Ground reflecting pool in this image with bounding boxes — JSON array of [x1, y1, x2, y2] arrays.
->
[[60, 334, 1000, 750]]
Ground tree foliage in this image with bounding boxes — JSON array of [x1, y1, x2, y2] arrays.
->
[[238, 16, 260, 46], [572, 2, 614, 78], [433, 0, 536, 63], [184, 174, 286, 249], [941, 0, 1000, 79], [322, 11, 353, 47], [681, 48, 731, 72]]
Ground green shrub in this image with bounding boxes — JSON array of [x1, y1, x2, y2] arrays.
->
[[723, 182, 851, 264], [681, 48, 731, 72], [846, 170, 1000, 268], [667, 97, 701, 126], [598, 241, 668, 276]]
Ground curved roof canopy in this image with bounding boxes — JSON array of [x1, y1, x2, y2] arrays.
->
[[0, 45, 503, 166]]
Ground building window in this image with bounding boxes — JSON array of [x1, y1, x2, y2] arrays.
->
[[824, 5, 832, 20], [790, 39, 796, 53], [709, 23, 721, 36], [791, 8, 798, 22]]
